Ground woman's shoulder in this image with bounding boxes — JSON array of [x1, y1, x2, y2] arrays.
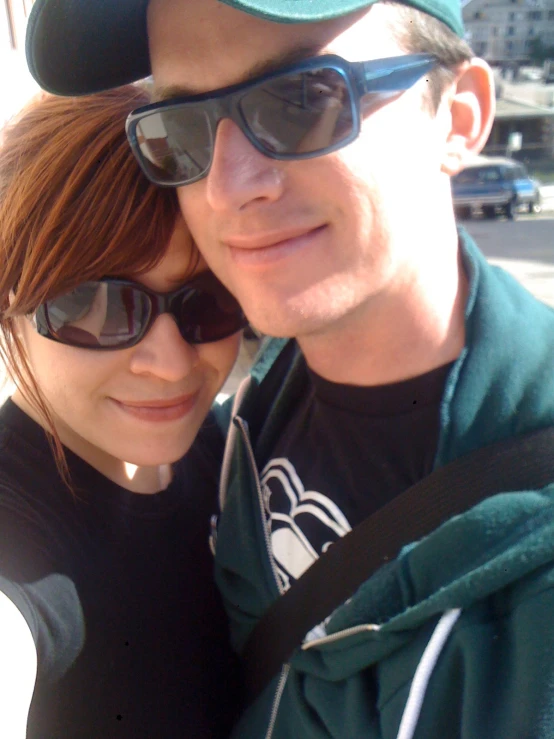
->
[[0, 405, 86, 690], [0, 399, 67, 516], [0, 399, 88, 581], [0, 399, 57, 486]]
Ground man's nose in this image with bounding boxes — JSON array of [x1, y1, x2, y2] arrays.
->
[[128, 314, 198, 382], [205, 118, 285, 213]]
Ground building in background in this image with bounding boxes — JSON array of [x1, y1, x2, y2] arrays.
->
[[464, 0, 554, 64], [483, 98, 554, 169], [462, 0, 554, 174]]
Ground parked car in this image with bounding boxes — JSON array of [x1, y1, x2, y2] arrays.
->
[[452, 158, 542, 220]]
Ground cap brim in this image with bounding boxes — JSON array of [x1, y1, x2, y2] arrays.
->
[[221, 0, 375, 23], [26, 0, 151, 96], [221, 0, 463, 34], [219, 0, 374, 22]]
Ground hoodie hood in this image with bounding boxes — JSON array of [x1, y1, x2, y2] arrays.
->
[[437, 231, 554, 465]]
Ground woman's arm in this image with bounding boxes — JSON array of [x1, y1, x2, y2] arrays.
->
[[0, 589, 37, 738]]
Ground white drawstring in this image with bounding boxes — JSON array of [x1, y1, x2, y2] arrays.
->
[[396, 608, 462, 739], [218, 375, 252, 511]]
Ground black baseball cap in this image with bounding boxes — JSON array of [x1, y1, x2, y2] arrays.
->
[[26, 0, 464, 96]]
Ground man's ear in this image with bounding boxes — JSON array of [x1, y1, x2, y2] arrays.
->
[[441, 58, 496, 176]]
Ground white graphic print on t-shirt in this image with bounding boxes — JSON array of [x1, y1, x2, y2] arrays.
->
[[261, 457, 351, 591]]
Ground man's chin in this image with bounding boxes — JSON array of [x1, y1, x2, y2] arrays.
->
[[243, 310, 333, 343]]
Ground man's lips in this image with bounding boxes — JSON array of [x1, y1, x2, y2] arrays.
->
[[223, 225, 326, 251], [224, 225, 328, 267], [111, 393, 198, 422]]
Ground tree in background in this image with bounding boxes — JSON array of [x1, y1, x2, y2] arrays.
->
[[529, 38, 554, 65]]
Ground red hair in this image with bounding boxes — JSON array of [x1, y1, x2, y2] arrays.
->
[[0, 86, 183, 482]]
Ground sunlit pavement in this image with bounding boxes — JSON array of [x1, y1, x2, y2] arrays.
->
[[462, 213, 554, 308]]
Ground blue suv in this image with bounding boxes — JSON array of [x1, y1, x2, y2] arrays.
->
[[452, 158, 541, 220]]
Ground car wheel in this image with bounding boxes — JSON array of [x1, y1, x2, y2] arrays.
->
[[483, 206, 497, 220], [528, 199, 542, 215], [504, 199, 516, 220], [455, 206, 472, 220]]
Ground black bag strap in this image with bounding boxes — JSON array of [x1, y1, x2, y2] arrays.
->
[[242, 425, 554, 704]]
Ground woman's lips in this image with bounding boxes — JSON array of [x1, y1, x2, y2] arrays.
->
[[225, 225, 328, 267], [112, 394, 198, 422]]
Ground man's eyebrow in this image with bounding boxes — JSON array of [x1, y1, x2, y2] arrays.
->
[[246, 45, 326, 82], [153, 45, 327, 102]]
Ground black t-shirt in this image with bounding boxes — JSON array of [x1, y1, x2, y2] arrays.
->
[[262, 363, 452, 590], [0, 399, 240, 738]]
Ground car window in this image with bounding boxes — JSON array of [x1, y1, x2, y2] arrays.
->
[[454, 166, 503, 185], [454, 168, 481, 184], [481, 167, 502, 182], [504, 165, 529, 180]]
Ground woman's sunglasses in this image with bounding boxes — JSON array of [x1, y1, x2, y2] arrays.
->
[[34, 272, 248, 350], [126, 53, 437, 188]]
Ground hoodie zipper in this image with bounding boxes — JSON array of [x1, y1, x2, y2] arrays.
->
[[233, 415, 290, 734], [265, 664, 291, 739], [218, 376, 252, 511]]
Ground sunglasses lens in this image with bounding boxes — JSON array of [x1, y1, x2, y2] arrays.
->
[[45, 283, 150, 348], [175, 273, 247, 344], [133, 107, 213, 185], [240, 67, 354, 156]]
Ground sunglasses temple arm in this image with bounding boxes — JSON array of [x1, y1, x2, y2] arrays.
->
[[359, 55, 437, 93]]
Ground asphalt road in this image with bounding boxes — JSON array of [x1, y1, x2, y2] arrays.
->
[[463, 213, 554, 307]]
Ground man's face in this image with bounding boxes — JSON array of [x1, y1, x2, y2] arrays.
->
[[148, 0, 454, 340]]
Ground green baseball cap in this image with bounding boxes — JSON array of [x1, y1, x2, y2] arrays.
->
[[26, 0, 464, 97]]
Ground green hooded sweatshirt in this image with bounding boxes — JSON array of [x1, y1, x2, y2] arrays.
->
[[213, 230, 554, 738]]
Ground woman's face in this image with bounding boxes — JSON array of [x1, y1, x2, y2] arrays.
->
[[16, 218, 241, 474]]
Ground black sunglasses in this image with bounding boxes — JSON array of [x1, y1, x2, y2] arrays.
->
[[126, 53, 437, 188], [34, 272, 247, 350]]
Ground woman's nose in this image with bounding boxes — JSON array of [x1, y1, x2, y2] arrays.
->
[[128, 313, 198, 381]]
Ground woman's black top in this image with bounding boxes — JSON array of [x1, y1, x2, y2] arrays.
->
[[0, 399, 240, 738]]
